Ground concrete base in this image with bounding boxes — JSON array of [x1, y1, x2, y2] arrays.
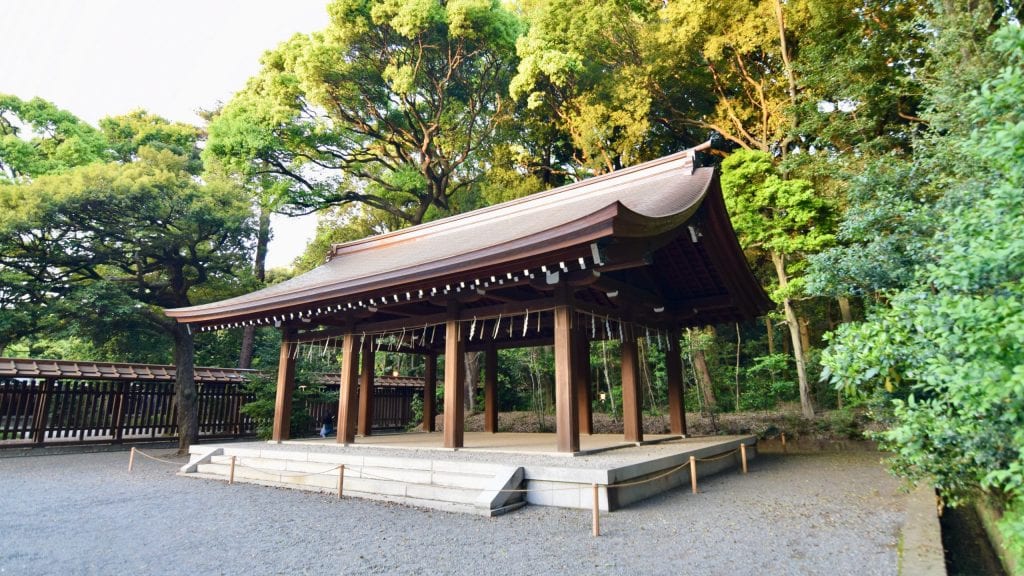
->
[[181, 433, 756, 515]]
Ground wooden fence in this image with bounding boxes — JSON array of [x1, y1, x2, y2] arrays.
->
[[0, 377, 257, 446], [0, 359, 423, 447], [307, 384, 420, 432]]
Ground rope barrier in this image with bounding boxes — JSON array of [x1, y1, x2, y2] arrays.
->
[[128, 447, 185, 471], [163, 442, 753, 537]]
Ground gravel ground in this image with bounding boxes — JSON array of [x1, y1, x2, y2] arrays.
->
[[0, 449, 905, 575]]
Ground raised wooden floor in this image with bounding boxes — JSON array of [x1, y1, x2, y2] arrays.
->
[[180, 433, 756, 516]]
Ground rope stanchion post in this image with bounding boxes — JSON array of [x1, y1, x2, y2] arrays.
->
[[128, 447, 136, 472], [689, 456, 697, 494], [338, 464, 345, 499], [740, 443, 748, 474], [229, 456, 237, 485], [592, 483, 600, 537]]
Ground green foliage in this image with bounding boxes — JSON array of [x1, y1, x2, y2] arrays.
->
[[205, 0, 522, 225], [820, 22, 1024, 553], [721, 149, 834, 262], [0, 95, 110, 181], [240, 372, 336, 440]]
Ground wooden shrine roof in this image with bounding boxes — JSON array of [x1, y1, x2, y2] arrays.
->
[[0, 358, 254, 383], [166, 146, 772, 334]]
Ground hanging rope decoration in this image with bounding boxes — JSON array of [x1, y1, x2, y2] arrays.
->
[[269, 306, 671, 363]]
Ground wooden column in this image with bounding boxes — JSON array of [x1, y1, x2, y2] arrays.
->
[[336, 333, 360, 444], [271, 328, 297, 442], [443, 313, 465, 449], [357, 336, 375, 436], [484, 343, 498, 433], [554, 305, 580, 453], [574, 328, 593, 435], [32, 378, 53, 445], [423, 352, 437, 432], [665, 326, 687, 436], [621, 332, 644, 443]]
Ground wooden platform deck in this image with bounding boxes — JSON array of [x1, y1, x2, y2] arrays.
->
[[181, 433, 757, 515]]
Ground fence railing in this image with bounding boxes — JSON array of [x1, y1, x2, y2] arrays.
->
[[0, 358, 424, 447], [0, 377, 257, 446]]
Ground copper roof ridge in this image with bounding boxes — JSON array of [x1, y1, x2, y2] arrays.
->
[[326, 147, 699, 259]]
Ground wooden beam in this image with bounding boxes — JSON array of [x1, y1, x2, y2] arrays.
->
[[271, 328, 297, 442], [423, 352, 437, 432], [574, 327, 593, 435], [336, 333, 359, 444], [665, 326, 686, 436], [621, 333, 644, 443], [443, 309, 465, 448], [594, 276, 664, 309], [554, 305, 580, 453], [357, 336, 375, 436], [484, 343, 498, 433]]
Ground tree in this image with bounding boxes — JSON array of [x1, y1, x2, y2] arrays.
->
[[0, 147, 253, 453], [721, 149, 834, 418], [205, 0, 522, 226], [0, 95, 109, 181], [820, 18, 1024, 554]]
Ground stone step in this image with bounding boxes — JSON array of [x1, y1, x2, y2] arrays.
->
[[185, 450, 526, 516]]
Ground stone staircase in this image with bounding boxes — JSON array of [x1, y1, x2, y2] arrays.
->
[[180, 445, 526, 516]]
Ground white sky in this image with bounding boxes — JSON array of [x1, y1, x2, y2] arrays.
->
[[0, 0, 329, 268]]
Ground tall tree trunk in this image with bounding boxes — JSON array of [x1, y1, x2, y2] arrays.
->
[[799, 317, 812, 364], [239, 206, 271, 369], [765, 317, 775, 355], [172, 323, 198, 454], [464, 351, 481, 414], [771, 252, 815, 418], [734, 323, 742, 412], [838, 296, 853, 323], [687, 327, 718, 413]]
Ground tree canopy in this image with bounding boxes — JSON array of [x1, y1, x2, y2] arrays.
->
[[205, 0, 522, 225]]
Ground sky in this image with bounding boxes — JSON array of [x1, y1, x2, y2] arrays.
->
[[0, 0, 330, 268]]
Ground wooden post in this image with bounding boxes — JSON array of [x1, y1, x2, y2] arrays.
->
[[740, 442, 748, 474], [357, 336, 375, 437], [423, 353, 437, 432], [554, 305, 580, 453], [690, 455, 697, 493], [575, 329, 593, 435], [128, 446, 136, 472], [337, 464, 345, 499], [336, 333, 360, 444], [621, 334, 643, 443], [781, 432, 787, 452], [665, 327, 687, 436], [484, 343, 498, 433], [443, 311, 465, 449], [271, 328, 297, 442], [111, 380, 127, 443], [32, 378, 53, 445], [229, 455, 236, 484], [592, 483, 600, 537]]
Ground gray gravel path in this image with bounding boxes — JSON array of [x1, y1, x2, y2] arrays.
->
[[0, 449, 905, 575]]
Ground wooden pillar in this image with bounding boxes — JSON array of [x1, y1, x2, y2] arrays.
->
[[336, 333, 359, 444], [32, 378, 53, 445], [665, 326, 687, 436], [357, 336, 375, 436], [621, 332, 644, 443], [111, 380, 127, 443], [271, 329, 297, 442], [574, 328, 593, 435], [484, 342, 498, 433], [443, 313, 465, 449], [554, 305, 580, 453], [423, 352, 437, 432]]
